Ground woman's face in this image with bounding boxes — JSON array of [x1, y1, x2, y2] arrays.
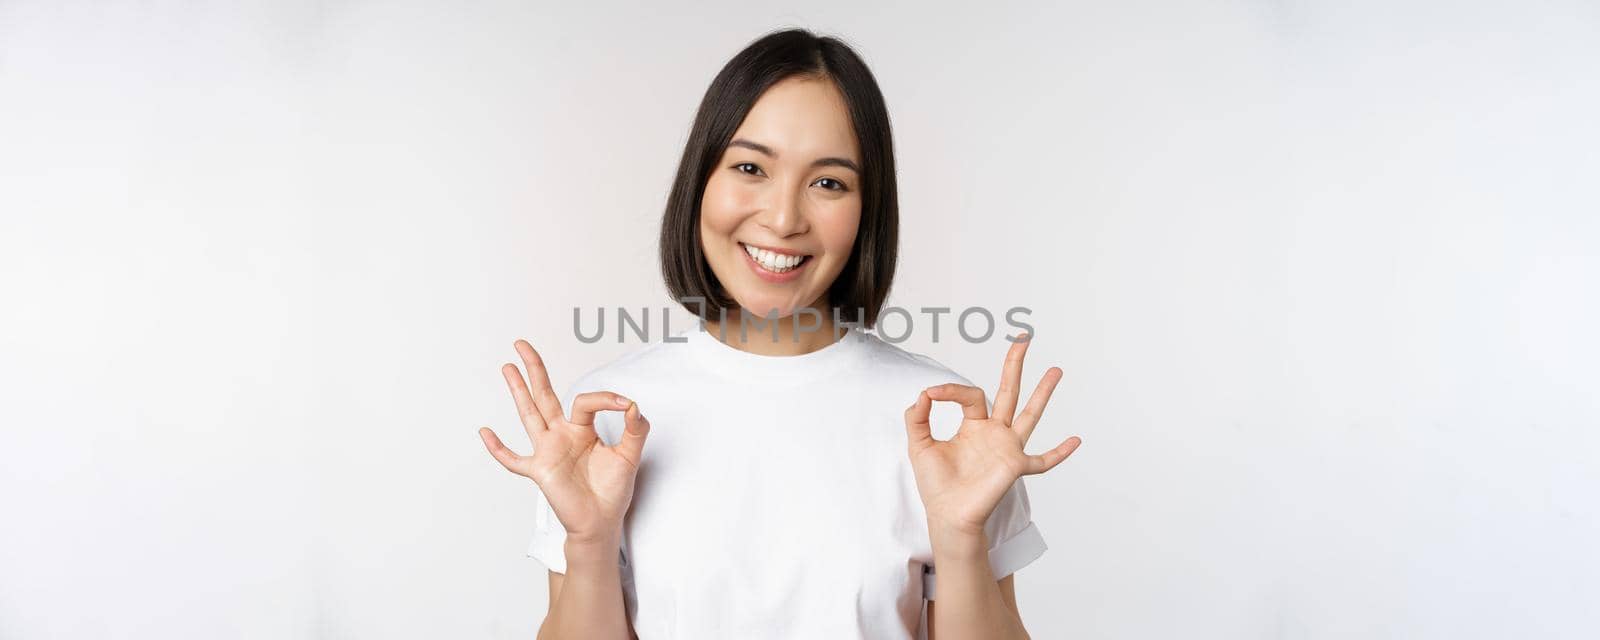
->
[[699, 75, 863, 321]]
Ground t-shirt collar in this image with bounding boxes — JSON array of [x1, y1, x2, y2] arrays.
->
[[683, 321, 867, 384]]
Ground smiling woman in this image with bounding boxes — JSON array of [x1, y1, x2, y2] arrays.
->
[[478, 27, 1082, 640]]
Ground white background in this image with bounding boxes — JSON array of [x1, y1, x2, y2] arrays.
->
[[2, 1, 1597, 638]]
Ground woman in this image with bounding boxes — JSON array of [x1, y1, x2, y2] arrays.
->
[[478, 28, 1083, 639]]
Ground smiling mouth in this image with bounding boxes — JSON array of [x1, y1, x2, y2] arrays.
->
[[739, 242, 812, 274]]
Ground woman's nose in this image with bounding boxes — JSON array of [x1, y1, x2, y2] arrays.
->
[[758, 185, 809, 237]]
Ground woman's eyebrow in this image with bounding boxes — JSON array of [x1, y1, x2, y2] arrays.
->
[[729, 138, 861, 174]]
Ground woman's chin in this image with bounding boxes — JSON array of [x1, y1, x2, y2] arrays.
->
[[733, 302, 797, 321], [721, 293, 815, 323]]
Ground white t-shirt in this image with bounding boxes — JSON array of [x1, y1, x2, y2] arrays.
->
[[526, 324, 1047, 639]]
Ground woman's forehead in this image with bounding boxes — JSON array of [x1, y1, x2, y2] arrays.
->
[[732, 77, 860, 162]]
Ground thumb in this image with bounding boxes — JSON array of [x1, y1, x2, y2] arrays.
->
[[615, 401, 651, 467], [904, 390, 934, 453]]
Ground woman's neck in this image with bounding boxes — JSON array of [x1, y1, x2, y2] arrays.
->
[[703, 307, 845, 357]]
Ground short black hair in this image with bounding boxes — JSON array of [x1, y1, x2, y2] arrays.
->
[[658, 28, 898, 328]]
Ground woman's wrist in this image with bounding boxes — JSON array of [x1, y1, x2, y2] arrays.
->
[[927, 519, 989, 561], [564, 535, 623, 568], [925, 512, 986, 542]]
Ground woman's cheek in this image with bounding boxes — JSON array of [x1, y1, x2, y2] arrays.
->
[[701, 179, 754, 230], [818, 201, 862, 254]]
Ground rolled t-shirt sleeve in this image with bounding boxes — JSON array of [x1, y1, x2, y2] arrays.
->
[[923, 477, 1047, 600], [526, 484, 570, 573]]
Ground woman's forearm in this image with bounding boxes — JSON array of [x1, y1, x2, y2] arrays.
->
[[927, 524, 1030, 640], [538, 538, 631, 640]]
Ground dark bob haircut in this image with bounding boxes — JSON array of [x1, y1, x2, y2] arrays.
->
[[658, 28, 898, 328]]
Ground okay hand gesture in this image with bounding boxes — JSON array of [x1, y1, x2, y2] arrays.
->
[[478, 340, 651, 546], [904, 334, 1083, 537]]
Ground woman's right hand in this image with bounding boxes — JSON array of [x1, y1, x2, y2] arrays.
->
[[478, 339, 652, 547]]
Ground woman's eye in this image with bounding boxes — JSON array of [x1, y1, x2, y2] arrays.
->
[[734, 162, 764, 176], [815, 177, 849, 192]]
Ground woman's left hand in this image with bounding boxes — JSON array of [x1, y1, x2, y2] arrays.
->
[[904, 333, 1083, 538]]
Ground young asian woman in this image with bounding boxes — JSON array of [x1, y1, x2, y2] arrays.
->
[[478, 28, 1083, 640]]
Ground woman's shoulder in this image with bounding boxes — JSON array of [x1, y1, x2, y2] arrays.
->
[[560, 332, 694, 397], [853, 330, 978, 389]]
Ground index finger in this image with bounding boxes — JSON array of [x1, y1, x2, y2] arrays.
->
[[925, 383, 989, 421]]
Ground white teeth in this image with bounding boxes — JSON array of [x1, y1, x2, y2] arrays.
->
[[742, 243, 806, 273]]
